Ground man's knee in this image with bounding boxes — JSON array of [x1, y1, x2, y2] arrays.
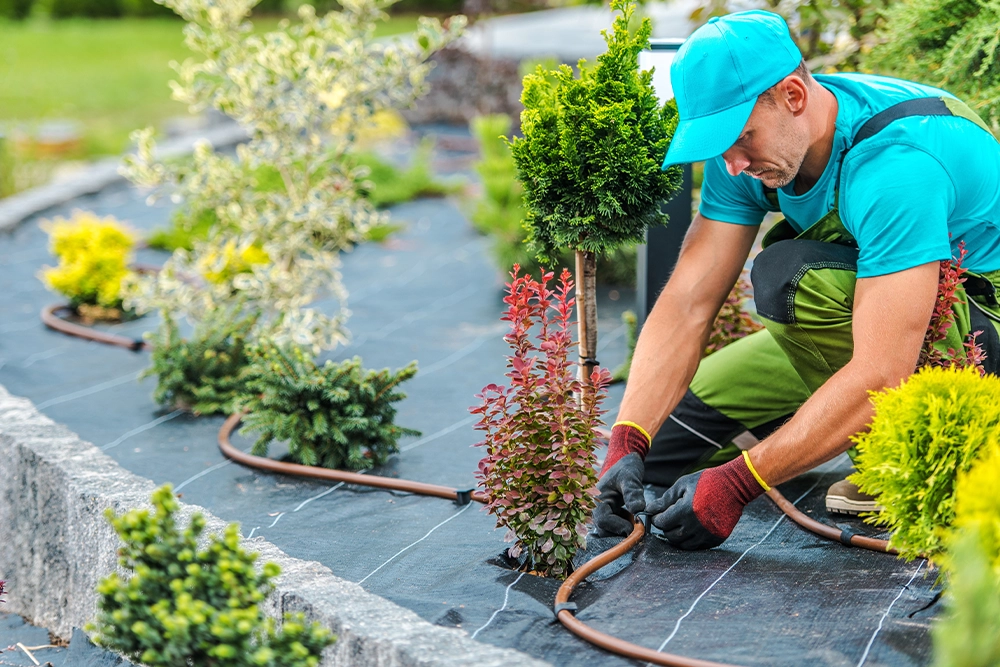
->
[[750, 239, 859, 325]]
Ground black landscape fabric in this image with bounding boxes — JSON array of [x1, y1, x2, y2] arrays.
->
[[0, 135, 939, 667]]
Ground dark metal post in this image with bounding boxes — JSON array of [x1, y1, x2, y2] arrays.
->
[[637, 163, 692, 327]]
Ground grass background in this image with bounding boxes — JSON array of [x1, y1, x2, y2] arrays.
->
[[0, 15, 422, 157]]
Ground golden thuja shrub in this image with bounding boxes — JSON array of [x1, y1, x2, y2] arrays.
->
[[850, 365, 1000, 562], [40, 210, 135, 310], [952, 445, 1000, 576]]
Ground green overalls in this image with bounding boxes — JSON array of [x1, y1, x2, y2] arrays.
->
[[643, 97, 1000, 488]]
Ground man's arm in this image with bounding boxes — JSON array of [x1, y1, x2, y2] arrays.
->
[[748, 261, 940, 484], [616, 213, 759, 435], [642, 260, 940, 549]]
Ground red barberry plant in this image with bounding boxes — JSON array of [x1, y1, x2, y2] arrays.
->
[[919, 243, 987, 375], [705, 275, 763, 356], [472, 266, 611, 579]]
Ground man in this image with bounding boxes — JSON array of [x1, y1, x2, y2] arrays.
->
[[593, 10, 1000, 548]]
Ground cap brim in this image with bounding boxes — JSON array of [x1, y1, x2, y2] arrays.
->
[[661, 96, 756, 169]]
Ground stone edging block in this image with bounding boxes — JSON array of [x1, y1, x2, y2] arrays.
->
[[0, 384, 550, 666]]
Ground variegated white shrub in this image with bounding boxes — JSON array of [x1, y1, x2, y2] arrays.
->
[[123, 0, 465, 350]]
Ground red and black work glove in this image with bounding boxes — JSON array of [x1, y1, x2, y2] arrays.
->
[[645, 451, 769, 550], [592, 422, 652, 537]]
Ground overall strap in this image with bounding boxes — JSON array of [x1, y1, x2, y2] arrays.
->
[[763, 96, 994, 206]]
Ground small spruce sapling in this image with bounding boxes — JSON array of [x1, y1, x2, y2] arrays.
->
[[472, 266, 611, 578], [239, 345, 419, 471], [143, 306, 259, 416], [90, 485, 334, 666], [508, 0, 681, 381]]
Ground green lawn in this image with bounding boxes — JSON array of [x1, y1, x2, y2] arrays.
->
[[0, 14, 423, 157]]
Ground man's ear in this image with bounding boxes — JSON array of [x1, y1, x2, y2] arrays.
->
[[780, 75, 809, 117]]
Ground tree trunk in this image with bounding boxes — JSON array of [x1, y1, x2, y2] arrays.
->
[[575, 249, 598, 387]]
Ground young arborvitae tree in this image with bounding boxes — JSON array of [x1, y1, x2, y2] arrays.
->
[[122, 0, 465, 352], [507, 0, 681, 381], [472, 267, 612, 578], [90, 485, 334, 666], [238, 344, 419, 471]]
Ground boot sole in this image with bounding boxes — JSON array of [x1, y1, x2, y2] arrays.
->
[[825, 494, 882, 516]]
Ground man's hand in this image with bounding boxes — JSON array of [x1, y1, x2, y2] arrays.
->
[[646, 452, 768, 549], [592, 423, 652, 536], [593, 453, 646, 536]]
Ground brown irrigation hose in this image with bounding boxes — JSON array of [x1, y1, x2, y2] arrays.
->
[[218, 413, 487, 504], [42, 304, 151, 351], [766, 488, 894, 554], [43, 312, 900, 667]]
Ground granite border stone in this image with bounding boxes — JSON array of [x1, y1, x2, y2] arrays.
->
[[0, 384, 550, 666]]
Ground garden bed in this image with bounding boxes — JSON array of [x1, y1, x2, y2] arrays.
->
[[0, 140, 940, 666]]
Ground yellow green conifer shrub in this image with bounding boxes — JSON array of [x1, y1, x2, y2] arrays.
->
[[40, 211, 135, 316], [91, 485, 334, 666], [849, 366, 1000, 562], [951, 445, 1000, 576], [932, 448, 1000, 667]]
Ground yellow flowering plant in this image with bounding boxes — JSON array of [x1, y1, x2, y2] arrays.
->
[[40, 211, 136, 317]]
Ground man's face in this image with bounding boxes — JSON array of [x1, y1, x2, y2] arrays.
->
[[720, 95, 809, 189]]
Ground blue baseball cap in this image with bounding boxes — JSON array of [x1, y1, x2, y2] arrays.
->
[[662, 10, 802, 169]]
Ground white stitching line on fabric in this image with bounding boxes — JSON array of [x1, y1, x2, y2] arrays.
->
[[649, 478, 822, 659], [667, 414, 723, 449], [36, 370, 141, 409], [470, 571, 526, 640], [855, 559, 926, 667], [101, 409, 184, 451], [357, 502, 473, 585]]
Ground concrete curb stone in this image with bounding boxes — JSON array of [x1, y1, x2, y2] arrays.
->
[[0, 384, 550, 666]]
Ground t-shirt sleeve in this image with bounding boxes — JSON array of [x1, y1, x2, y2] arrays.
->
[[698, 156, 773, 225], [840, 142, 955, 278]]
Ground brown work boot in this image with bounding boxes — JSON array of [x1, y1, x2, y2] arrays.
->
[[825, 479, 882, 516]]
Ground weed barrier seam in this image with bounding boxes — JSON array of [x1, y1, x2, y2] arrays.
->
[[43, 304, 898, 667]]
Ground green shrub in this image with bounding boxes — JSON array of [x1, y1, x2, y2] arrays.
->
[[45, 0, 121, 17], [40, 210, 135, 312], [355, 140, 459, 208], [951, 444, 1000, 576], [468, 113, 638, 286], [0, 0, 31, 20], [142, 308, 258, 416], [932, 525, 1000, 667], [90, 485, 334, 666], [508, 0, 681, 265], [147, 207, 221, 253], [239, 344, 419, 470], [866, 0, 1000, 130], [850, 365, 1000, 561]]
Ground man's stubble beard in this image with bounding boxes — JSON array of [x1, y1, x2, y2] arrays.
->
[[745, 115, 808, 189]]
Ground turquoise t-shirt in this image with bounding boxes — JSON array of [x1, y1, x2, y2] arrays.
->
[[699, 73, 1000, 278]]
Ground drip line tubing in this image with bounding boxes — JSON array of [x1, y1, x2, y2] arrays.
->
[[42, 304, 151, 351], [42, 308, 899, 667]]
